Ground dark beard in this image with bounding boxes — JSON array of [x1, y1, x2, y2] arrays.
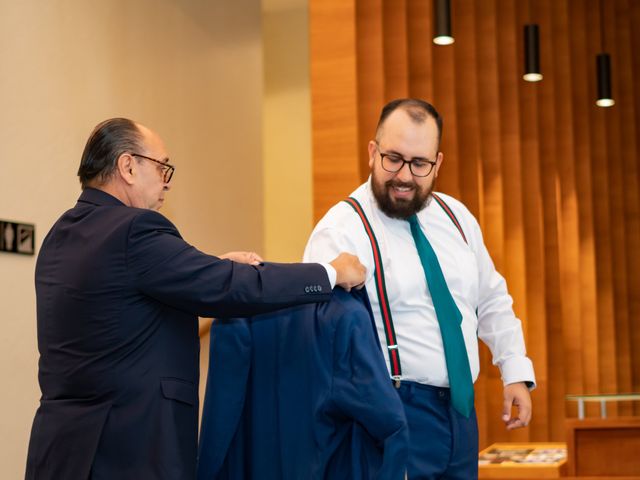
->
[[372, 178, 433, 219]]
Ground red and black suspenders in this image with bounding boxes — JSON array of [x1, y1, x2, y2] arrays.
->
[[343, 194, 467, 386]]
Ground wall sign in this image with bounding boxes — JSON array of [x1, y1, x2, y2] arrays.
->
[[1, 220, 35, 256]]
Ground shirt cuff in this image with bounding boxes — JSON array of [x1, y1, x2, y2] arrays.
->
[[320, 262, 337, 289], [500, 356, 537, 390]]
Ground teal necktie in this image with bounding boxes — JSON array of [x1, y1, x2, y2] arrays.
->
[[408, 214, 474, 417]]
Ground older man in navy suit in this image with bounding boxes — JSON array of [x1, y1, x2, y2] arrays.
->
[[25, 118, 365, 480]]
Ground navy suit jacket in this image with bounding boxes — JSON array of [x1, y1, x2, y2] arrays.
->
[[197, 289, 408, 480], [26, 188, 331, 480]]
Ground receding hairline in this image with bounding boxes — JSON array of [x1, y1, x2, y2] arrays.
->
[[375, 107, 441, 143], [133, 121, 152, 139], [374, 98, 443, 143]]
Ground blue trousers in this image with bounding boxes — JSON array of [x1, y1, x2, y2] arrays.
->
[[396, 381, 478, 480]]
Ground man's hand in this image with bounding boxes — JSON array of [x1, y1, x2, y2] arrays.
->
[[329, 252, 366, 291], [502, 382, 532, 430], [220, 251, 264, 266]]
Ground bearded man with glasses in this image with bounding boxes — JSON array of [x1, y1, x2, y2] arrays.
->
[[25, 117, 365, 479], [304, 99, 535, 479]]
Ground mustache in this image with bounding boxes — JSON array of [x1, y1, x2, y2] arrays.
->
[[385, 179, 416, 189]]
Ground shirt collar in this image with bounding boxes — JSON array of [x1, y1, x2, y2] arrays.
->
[[77, 187, 126, 207]]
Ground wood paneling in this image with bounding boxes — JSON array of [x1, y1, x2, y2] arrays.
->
[[309, 0, 361, 221], [619, 0, 640, 416], [310, 0, 640, 445], [355, 0, 384, 175], [537, 0, 566, 439], [517, 0, 548, 443]]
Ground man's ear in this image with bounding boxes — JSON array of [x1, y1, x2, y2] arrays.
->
[[368, 140, 377, 169], [433, 151, 444, 178], [116, 153, 135, 185]]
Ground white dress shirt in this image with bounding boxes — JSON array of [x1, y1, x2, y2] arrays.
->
[[303, 179, 535, 388]]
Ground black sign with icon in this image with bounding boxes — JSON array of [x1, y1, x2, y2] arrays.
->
[[0, 220, 35, 256]]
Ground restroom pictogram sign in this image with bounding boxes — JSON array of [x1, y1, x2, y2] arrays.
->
[[1, 220, 35, 255]]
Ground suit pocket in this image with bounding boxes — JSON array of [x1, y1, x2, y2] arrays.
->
[[157, 378, 198, 476], [161, 378, 197, 406]]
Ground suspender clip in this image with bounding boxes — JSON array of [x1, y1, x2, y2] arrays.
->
[[391, 375, 402, 389], [387, 344, 398, 350]]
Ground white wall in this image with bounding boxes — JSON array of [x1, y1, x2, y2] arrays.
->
[[0, 0, 262, 476]]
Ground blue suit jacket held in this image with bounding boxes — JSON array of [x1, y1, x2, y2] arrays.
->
[[25, 188, 332, 480], [197, 288, 409, 480]]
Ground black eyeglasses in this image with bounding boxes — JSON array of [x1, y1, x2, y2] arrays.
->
[[376, 143, 437, 178], [131, 153, 175, 183]]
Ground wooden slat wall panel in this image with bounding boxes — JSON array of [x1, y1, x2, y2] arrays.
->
[[599, 0, 629, 416], [585, 0, 620, 416], [382, 0, 409, 100], [310, 0, 640, 445], [475, 0, 509, 447], [537, 0, 566, 441], [514, 0, 549, 442], [452, 0, 489, 445], [617, 0, 640, 416], [552, 0, 588, 418], [407, 0, 434, 104], [568, 0, 602, 416], [590, 3, 620, 412], [496, 0, 529, 443], [452, 0, 481, 218], [432, 9, 460, 198], [628, 0, 640, 414], [310, 0, 361, 222], [603, 0, 632, 418], [356, 0, 385, 175], [475, 0, 505, 271]]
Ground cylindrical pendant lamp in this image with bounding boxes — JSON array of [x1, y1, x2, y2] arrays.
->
[[595, 0, 614, 107], [523, 24, 542, 82], [596, 53, 614, 107], [433, 0, 454, 46]]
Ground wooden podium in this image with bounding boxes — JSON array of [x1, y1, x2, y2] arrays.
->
[[565, 417, 640, 477]]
